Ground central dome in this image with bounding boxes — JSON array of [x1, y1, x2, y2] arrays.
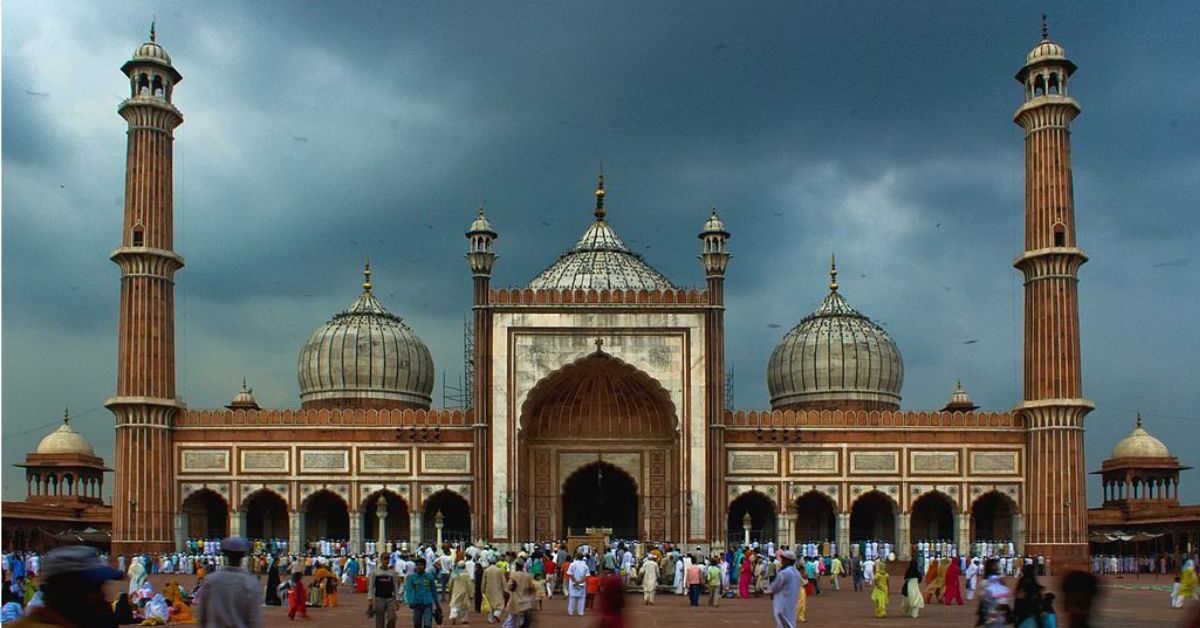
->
[[529, 173, 674, 291], [767, 260, 903, 411], [297, 264, 434, 409]]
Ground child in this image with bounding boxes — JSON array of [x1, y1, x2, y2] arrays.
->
[[1171, 576, 1183, 609], [287, 571, 308, 620], [585, 570, 600, 610]]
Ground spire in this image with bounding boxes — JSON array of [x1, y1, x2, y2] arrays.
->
[[1041, 13, 1048, 40], [594, 165, 606, 221], [150, 17, 157, 42], [829, 253, 839, 292], [363, 258, 373, 293]]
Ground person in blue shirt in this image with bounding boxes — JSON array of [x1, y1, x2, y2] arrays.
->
[[404, 558, 442, 628]]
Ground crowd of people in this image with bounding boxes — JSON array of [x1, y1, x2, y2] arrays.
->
[[1, 540, 1198, 626]]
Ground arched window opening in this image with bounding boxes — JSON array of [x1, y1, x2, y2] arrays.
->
[[362, 491, 410, 547], [562, 462, 638, 538], [243, 490, 289, 542], [422, 490, 472, 544], [794, 492, 836, 547], [727, 491, 777, 547], [182, 489, 229, 540], [850, 491, 896, 545]]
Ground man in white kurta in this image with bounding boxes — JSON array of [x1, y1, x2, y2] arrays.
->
[[566, 555, 589, 616], [766, 551, 801, 628], [640, 557, 660, 605]]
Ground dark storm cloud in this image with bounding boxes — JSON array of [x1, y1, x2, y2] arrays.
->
[[3, 1, 1198, 504]]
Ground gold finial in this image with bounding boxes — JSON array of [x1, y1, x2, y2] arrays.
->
[[829, 253, 839, 292], [63, 407, 70, 426], [1041, 14, 1048, 40], [150, 17, 157, 42], [363, 258, 373, 293], [594, 165, 606, 220], [1135, 412, 1143, 429]]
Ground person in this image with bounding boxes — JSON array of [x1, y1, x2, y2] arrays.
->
[[965, 557, 981, 601], [285, 572, 307, 621], [977, 558, 1011, 628], [596, 568, 626, 628], [870, 559, 889, 618], [447, 562, 473, 625], [264, 563, 282, 607], [404, 559, 441, 628], [9, 545, 123, 628], [194, 537, 261, 628], [639, 557, 659, 605], [112, 592, 135, 625], [900, 559, 924, 619], [1061, 571, 1099, 628], [367, 555, 398, 628], [482, 559, 507, 623], [1013, 564, 1044, 628], [943, 556, 964, 606], [830, 554, 843, 591], [312, 561, 337, 608], [766, 551, 800, 628], [565, 554, 589, 617], [1180, 560, 1198, 606], [685, 558, 703, 607]]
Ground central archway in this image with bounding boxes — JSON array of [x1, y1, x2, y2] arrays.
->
[[519, 350, 679, 541], [562, 462, 638, 537]]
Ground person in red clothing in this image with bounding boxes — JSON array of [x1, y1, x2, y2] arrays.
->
[[584, 570, 601, 610], [596, 568, 626, 628], [288, 571, 309, 620]]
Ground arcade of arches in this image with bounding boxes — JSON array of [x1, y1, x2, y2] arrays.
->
[[519, 351, 679, 541]]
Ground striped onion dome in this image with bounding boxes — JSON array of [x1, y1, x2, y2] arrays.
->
[[297, 264, 434, 409], [529, 172, 674, 291], [767, 261, 903, 411]]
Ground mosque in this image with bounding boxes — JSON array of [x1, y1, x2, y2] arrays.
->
[[78, 22, 1193, 574]]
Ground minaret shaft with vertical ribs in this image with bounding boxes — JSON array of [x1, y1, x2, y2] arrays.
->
[[1013, 20, 1092, 571], [108, 24, 185, 555]]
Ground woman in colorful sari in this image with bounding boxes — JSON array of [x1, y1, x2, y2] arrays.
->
[[870, 559, 889, 618], [900, 559, 925, 618]]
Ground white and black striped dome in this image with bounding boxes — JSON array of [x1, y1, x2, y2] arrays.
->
[[767, 272, 903, 411], [297, 267, 434, 409]]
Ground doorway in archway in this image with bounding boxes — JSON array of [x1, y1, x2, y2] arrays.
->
[[850, 492, 896, 543], [182, 489, 229, 539], [243, 490, 288, 541], [562, 462, 638, 538]]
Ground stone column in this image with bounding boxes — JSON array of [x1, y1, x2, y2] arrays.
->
[[836, 513, 851, 557], [956, 513, 970, 556], [175, 512, 189, 552], [896, 513, 912, 561]]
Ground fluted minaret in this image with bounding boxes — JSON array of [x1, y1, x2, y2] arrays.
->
[[107, 23, 185, 555], [1013, 18, 1092, 571]]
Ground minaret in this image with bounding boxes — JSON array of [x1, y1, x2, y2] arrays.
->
[[1013, 17, 1092, 571], [107, 23, 185, 556], [465, 206, 496, 537], [698, 207, 730, 541]]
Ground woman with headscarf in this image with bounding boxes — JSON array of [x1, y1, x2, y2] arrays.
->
[[264, 561, 282, 606], [943, 558, 964, 606], [448, 561, 474, 625], [127, 559, 147, 598], [1013, 564, 1044, 628], [870, 559, 889, 618], [901, 559, 925, 618], [112, 592, 136, 625]]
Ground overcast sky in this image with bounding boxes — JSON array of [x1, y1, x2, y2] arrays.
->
[[3, 2, 1198, 506]]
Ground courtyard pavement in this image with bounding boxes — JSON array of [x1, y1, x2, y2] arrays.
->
[[128, 571, 1195, 627]]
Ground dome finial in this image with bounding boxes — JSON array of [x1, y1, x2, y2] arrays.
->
[[829, 253, 839, 292], [1041, 13, 1048, 40], [594, 164, 606, 221], [363, 257, 373, 293], [150, 17, 157, 42]]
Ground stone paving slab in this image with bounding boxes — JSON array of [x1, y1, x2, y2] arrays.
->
[[124, 572, 1195, 627]]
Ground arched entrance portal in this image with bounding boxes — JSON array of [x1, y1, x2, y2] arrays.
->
[[423, 490, 471, 543], [795, 492, 836, 544], [243, 490, 288, 541], [562, 462, 638, 538], [519, 350, 679, 541], [971, 492, 1016, 542], [303, 490, 349, 546], [850, 492, 896, 543], [727, 492, 777, 546], [911, 492, 956, 542], [182, 489, 229, 540], [362, 491, 409, 546]]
